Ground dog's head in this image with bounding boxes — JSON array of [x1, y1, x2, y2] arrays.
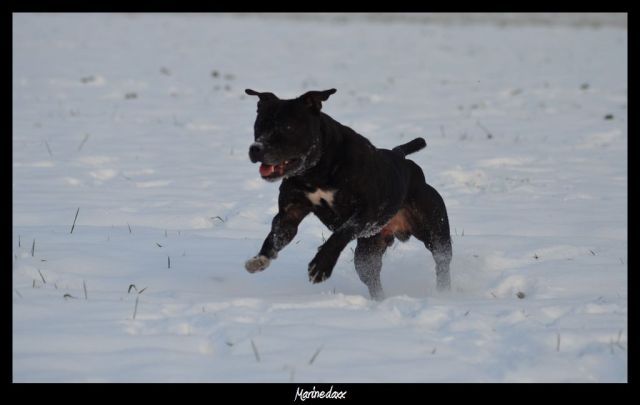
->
[[245, 88, 336, 182]]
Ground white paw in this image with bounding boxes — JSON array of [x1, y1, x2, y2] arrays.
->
[[245, 255, 270, 273]]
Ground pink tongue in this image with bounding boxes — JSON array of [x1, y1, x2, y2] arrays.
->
[[260, 164, 275, 177]]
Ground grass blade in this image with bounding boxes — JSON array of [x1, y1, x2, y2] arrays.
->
[[251, 339, 261, 362], [77, 133, 90, 151], [476, 120, 493, 139], [309, 345, 324, 365], [37, 269, 46, 284], [132, 296, 139, 319], [70, 207, 80, 234]]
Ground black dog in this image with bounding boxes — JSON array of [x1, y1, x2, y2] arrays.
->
[[244, 88, 452, 300]]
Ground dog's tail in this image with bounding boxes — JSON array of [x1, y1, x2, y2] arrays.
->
[[392, 137, 427, 157]]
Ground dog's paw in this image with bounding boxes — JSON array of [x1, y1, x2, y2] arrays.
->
[[308, 257, 332, 284], [245, 255, 270, 273]]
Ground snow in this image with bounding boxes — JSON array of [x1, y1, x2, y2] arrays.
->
[[12, 13, 627, 382]]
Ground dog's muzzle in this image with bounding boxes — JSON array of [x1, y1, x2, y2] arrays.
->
[[249, 142, 264, 163]]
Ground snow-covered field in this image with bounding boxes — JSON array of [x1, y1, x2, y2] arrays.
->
[[12, 13, 627, 382]]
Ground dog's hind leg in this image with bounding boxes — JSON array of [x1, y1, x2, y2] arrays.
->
[[407, 183, 452, 292], [354, 234, 391, 300], [431, 239, 452, 291], [414, 226, 452, 291]]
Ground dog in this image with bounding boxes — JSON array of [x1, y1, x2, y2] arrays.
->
[[244, 88, 452, 300]]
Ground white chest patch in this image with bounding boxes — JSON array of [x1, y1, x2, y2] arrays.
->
[[306, 188, 336, 207]]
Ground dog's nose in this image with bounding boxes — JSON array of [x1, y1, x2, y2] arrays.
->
[[249, 142, 264, 163]]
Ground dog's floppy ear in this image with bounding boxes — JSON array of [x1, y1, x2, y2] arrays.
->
[[245, 89, 279, 103], [299, 89, 337, 112]]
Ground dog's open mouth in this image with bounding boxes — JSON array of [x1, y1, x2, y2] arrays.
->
[[259, 159, 300, 180]]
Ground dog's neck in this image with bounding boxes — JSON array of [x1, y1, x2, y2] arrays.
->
[[290, 113, 348, 187]]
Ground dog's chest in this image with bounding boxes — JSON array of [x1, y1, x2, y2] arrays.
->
[[305, 188, 336, 208], [305, 188, 347, 231]]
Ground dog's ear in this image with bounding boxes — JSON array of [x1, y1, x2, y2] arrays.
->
[[299, 89, 337, 112], [245, 89, 279, 103]]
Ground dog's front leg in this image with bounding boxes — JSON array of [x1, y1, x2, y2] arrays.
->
[[245, 204, 310, 273], [308, 213, 372, 283]]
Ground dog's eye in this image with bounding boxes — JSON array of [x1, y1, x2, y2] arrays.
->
[[276, 124, 293, 135]]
